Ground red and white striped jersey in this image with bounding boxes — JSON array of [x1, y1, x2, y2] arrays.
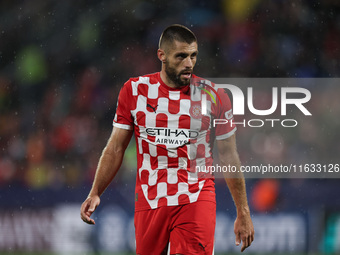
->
[[113, 72, 236, 211]]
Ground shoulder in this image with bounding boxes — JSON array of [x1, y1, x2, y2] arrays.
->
[[191, 75, 231, 108], [120, 72, 161, 97], [191, 74, 220, 97], [124, 72, 160, 87], [118, 73, 160, 99], [191, 74, 216, 88]]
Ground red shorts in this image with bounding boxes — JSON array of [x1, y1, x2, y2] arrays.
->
[[134, 200, 216, 255]]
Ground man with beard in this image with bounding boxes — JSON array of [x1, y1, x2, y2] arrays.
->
[[80, 24, 254, 254]]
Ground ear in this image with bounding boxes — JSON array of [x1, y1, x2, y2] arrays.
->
[[157, 49, 166, 63]]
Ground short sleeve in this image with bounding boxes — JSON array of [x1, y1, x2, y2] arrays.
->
[[113, 82, 134, 130], [214, 88, 237, 140]]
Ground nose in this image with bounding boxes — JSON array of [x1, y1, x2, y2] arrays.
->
[[183, 56, 194, 69]]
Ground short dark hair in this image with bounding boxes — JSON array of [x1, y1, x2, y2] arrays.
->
[[159, 24, 197, 50]]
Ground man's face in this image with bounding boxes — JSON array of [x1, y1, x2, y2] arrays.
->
[[164, 40, 198, 87]]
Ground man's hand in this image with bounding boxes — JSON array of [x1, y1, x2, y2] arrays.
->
[[80, 195, 100, 225], [234, 211, 255, 252], [80, 127, 132, 225]]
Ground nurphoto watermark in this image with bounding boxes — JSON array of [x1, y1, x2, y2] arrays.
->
[[187, 78, 339, 179], [194, 78, 312, 128]]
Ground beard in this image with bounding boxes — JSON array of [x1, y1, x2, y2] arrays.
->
[[165, 63, 191, 87]]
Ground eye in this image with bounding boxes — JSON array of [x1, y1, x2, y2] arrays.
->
[[176, 53, 188, 59], [190, 52, 198, 59], [191, 54, 197, 59]]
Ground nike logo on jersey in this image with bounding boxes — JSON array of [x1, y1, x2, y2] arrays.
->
[[147, 103, 158, 113]]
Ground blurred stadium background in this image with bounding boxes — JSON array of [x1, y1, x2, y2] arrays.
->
[[1, 0, 340, 254]]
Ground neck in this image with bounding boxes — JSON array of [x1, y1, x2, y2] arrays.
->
[[160, 69, 179, 89]]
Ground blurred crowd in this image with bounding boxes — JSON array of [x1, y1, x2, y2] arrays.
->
[[0, 0, 340, 197]]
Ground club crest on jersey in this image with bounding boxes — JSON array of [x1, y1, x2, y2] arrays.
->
[[189, 103, 202, 119]]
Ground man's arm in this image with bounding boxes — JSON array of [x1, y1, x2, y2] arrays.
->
[[80, 126, 133, 225], [216, 134, 255, 252]]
